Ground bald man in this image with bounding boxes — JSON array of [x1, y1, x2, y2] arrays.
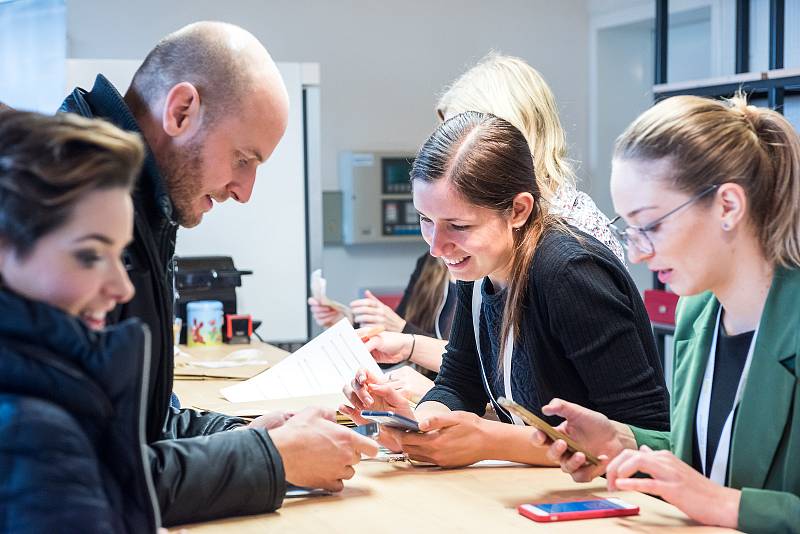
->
[[60, 22, 377, 526]]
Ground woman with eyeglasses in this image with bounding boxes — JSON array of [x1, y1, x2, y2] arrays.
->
[[534, 95, 800, 533], [341, 111, 669, 467]]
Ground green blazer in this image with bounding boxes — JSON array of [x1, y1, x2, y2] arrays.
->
[[632, 266, 800, 534]]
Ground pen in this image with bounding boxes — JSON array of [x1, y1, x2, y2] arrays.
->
[[359, 325, 385, 343]]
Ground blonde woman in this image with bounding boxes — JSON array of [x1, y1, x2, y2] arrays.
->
[[355, 53, 625, 400], [537, 95, 800, 532]]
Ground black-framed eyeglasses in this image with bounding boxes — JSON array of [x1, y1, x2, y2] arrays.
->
[[608, 184, 719, 256]]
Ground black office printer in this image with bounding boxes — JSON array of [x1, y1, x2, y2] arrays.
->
[[174, 256, 252, 343]]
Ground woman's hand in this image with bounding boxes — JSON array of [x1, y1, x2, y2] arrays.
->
[[340, 368, 415, 451], [360, 330, 414, 365], [531, 398, 633, 482], [307, 297, 345, 327], [385, 365, 434, 403], [395, 411, 489, 467], [350, 290, 407, 332], [606, 446, 740, 528]]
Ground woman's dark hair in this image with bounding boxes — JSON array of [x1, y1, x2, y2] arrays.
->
[[0, 110, 144, 257], [411, 111, 558, 356]]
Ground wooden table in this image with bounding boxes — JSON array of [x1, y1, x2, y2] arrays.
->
[[171, 344, 737, 533]]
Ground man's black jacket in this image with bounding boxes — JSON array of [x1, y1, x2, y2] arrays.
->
[[60, 74, 286, 525]]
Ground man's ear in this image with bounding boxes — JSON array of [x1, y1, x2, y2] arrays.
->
[[161, 82, 202, 138], [510, 192, 535, 229]]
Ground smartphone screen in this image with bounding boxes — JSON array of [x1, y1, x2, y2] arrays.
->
[[528, 500, 627, 513]]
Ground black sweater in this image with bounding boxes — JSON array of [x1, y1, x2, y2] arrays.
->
[[420, 228, 670, 431]]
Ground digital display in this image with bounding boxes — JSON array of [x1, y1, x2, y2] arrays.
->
[[382, 199, 420, 236], [530, 500, 625, 513], [382, 157, 414, 194]]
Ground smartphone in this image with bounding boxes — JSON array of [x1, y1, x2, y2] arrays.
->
[[285, 484, 333, 498], [518, 498, 639, 522], [497, 397, 600, 466], [359, 410, 420, 432], [352, 422, 379, 438]]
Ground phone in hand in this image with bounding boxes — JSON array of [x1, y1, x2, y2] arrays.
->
[[359, 410, 420, 432], [518, 497, 639, 522], [497, 397, 601, 466]]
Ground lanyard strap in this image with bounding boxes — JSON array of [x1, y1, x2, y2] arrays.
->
[[434, 278, 449, 340], [695, 307, 758, 485], [471, 281, 524, 425]]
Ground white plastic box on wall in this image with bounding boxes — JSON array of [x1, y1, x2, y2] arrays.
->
[[339, 150, 422, 245]]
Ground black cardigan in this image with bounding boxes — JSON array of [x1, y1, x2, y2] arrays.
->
[[420, 227, 670, 431]]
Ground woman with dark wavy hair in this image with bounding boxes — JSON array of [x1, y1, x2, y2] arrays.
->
[[343, 111, 668, 467], [0, 109, 162, 532]]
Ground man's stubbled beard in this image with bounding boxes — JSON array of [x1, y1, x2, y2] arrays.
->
[[160, 139, 205, 228]]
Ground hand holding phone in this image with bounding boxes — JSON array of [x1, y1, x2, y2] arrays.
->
[[497, 397, 600, 466], [518, 497, 639, 522], [359, 410, 421, 432]]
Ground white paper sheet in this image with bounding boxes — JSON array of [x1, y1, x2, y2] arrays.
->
[[221, 319, 382, 402]]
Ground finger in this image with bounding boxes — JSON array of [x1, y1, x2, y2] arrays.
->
[[364, 289, 378, 300], [418, 414, 458, 432], [405, 451, 438, 465], [318, 408, 336, 422], [531, 429, 552, 447], [367, 383, 409, 405], [307, 297, 319, 305], [605, 448, 638, 489], [613, 477, 666, 497], [606, 450, 643, 488], [545, 439, 568, 464], [349, 298, 372, 308], [324, 479, 345, 492], [541, 398, 586, 420], [340, 465, 356, 481], [351, 376, 374, 406], [338, 404, 369, 425], [353, 314, 385, 326], [363, 337, 381, 352], [570, 458, 608, 483], [562, 450, 587, 473], [351, 433, 380, 458]]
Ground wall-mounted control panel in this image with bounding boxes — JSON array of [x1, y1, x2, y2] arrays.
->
[[340, 151, 422, 244]]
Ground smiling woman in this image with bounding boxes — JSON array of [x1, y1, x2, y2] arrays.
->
[[0, 110, 164, 532], [342, 111, 670, 468], [538, 94, 800, 533]]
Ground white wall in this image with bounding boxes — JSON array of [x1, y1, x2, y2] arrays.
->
[[66, 0, 592, 306]]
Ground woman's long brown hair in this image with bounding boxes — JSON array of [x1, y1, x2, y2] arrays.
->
[[403, 255, 449, 335], [410, 111, 558, 358]]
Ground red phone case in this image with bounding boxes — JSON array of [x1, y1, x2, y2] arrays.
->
[[518, 500, 640, 522]]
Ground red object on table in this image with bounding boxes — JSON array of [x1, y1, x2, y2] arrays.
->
[[644, 289, 679, 326]]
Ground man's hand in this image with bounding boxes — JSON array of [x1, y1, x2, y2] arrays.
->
[[269, 407, 379, 492], [246, 410, 294, 430]]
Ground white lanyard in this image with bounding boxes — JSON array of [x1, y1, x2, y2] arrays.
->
[[471, 280, 524, 425], [434, 279, 449, 340], [695, 307, 758, 485]]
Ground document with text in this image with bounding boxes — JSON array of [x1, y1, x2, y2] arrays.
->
[[221, 318, 382, 402]]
